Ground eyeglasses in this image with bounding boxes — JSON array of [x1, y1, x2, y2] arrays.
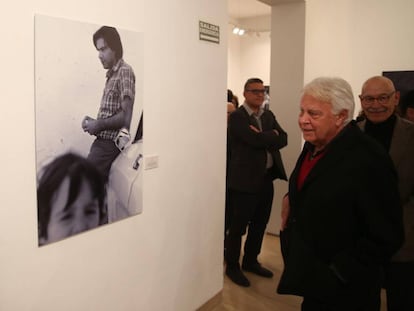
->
[[359, 91, 395, 105], [246, 89, 266, 95]]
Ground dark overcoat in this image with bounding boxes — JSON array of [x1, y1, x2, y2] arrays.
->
[[358, 116, 414, 262], [277, 122, 404, 308], [227, 105, 287, 193]]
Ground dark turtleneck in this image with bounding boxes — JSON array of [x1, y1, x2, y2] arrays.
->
[[364, 114, 396, 152]]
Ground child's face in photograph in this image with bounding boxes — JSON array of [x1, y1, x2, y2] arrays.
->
[[45, 177, 100, 244]]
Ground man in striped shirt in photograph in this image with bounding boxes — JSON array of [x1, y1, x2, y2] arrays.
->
[[82, 26, 135, 183]]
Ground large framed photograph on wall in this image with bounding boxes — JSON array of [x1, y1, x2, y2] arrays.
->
[[35, 15, 144, 246]]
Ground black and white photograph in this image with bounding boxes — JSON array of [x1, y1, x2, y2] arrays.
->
[[35, 15, 144, 246]]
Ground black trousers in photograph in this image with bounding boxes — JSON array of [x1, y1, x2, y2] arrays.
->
[[87, 138, 120, 182]]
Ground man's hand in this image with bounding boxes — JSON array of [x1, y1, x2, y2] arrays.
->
[[281, 195, 290, 231], [82, 116, 101, 135], [249, 125, 260, 132]]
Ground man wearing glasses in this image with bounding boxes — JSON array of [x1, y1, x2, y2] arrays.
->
[[358, 76, 414, 311], [225, 78, 287, 287]]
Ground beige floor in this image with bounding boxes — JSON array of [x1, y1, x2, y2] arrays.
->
[[199, 234, 387, 311]]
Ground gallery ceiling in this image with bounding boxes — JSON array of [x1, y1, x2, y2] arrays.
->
[[228, 0, 303, 19], [228, 0, 271, 19]]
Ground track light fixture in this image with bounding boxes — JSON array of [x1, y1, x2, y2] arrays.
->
[[229, 22, 269, 37], [232, 26, 245, 36]]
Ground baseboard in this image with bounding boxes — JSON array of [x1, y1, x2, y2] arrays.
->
[[196, 290, 223, 310]]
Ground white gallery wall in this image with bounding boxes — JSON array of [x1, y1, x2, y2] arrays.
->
[[267, 1, 305, 235], [227, 15, 271, 99], [304, 0, 414, 105], [0, 1, 227, 310]]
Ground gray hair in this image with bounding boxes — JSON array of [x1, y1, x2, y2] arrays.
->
[[302, 77, 355, 124]]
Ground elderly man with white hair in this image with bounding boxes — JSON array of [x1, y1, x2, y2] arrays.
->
[[277, 77, 404, 310]]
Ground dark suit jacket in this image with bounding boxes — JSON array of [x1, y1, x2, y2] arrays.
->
[[227, 105, 287, 193], [358, 116, 414, 261], [277, 122, 404, 308]]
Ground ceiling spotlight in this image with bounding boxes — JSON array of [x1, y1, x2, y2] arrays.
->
[[232, 26, 245, 36]]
